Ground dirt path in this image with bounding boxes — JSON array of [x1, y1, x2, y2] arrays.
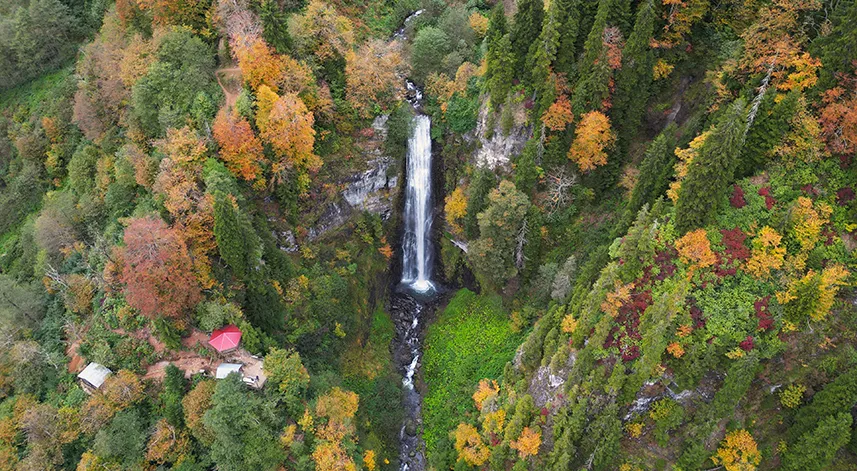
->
[[216, 67, 242, 110]]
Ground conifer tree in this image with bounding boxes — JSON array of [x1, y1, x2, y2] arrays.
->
[[213, 191, 262, 280], [624, 126, 677, 223], [527, 0, 562, 116], [510, 0, 544, 78], [611, 0, 657, 157], [737, 91, 798, 177], [486, 34, 515, 110], [571, 0, 612, 115], [813, 0, 857, 91], [484, 3, 507, 68], [783, 413, 852, 471], [553, 0, 581, 80], [674, 99, 747, 233]]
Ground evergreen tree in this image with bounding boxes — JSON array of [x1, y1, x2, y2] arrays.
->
[[609, 0, 633, 35], [527, 0, 562, 116], [161, 364, 186, 428], [553, 0, 581, 80], [674, 99, 747, 233], [485, 4, 508, 61], [486, 34, 515, 110], [813, 0, 857, 91], [623, 125, 677, 224], [464, 168, 496, 238], [510, 0, 544, 78], [213, 191, 262, 280], [783, 413, 852, 471], [571, 0, 613, 115], [737, 90, 798, 177], [611, 0, 657, 158], [203, 375, 284, 471]]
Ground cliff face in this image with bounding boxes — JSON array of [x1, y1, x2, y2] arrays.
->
[[306, 115, 400, 241], [471, 99, 531, 171]]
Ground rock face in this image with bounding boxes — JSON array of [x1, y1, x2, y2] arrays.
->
[[472, 100, 531, 170], [307, 115, 400, 240], [342, 157, 398, 216]]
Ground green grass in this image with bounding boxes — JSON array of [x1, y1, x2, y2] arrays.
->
[[0, 66, 73, 111], [422, 289, 524, 461]]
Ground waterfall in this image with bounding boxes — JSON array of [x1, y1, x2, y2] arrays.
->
[[392, 76, 433, 471], [401, 113, 434, 293]]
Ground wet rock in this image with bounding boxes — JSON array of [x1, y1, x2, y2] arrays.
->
[[405, 418, 418, 437]]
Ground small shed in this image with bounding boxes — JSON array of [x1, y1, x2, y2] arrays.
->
[[215, 362, 243, 379], [78, 362, 112, 394]]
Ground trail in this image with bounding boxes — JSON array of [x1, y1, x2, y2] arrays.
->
[[216, 67, 242, 110]]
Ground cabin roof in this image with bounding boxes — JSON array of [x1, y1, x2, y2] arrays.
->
[[77, 362, 112, 389], [215, 362, 243, 379]]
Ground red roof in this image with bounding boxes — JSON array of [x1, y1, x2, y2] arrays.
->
[[209, 325, 242, 352]]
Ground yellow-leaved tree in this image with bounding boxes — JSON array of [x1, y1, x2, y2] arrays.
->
[[568, 111, 615, 172], [746, 227, 786, 279], [510, 426, 542, 458], [453, 423, 490, 466], [712, 429, 761, 471]]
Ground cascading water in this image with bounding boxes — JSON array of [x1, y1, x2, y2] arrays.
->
[[400, 112, 434, 293], [391, 75, 435, 471]]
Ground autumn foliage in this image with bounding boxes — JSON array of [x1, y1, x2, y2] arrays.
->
[[256, 86, 321, 189], [510, 426, 541, 458], [118, 217, 201, 319], [541, 94, 574, 131], [345, 40, 406, 117], [675, 229, 716, 273], [454, 423, 490, 466], [568, 111, 615, 172], [712, 429, 761, 471], [213, 109, 265, 181]]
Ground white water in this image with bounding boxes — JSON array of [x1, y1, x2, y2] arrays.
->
[[401, 114, 434, 293]]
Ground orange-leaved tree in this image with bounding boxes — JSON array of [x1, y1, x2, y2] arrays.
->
[[510, 426, 542, 458], [675, 228, 717, 273], [568, 110, 615, 172], [119, 217, 201, 319], [541, 94, 574, 131], [345, 39, 406, 117], [213, 108, 266, 181], [256, 86, 321, 192]]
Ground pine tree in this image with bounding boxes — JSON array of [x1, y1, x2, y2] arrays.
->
[[510, 0, 544, 78], [571, 0, 612, 115], [674, 99, 747, 233], [624, 126, 677, 225], [611, 0, 657, 158], [609, 0, 633, 35], [783, 413, 852, 471], [486, 34, 515, 110], [553, 0, 581, 80], [527, 0, 562, 117], [213, 191, 262, 280], [813, 0, 857, 91], [738, 91, 798, 177]]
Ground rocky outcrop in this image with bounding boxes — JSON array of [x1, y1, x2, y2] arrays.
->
[[472, 100, 531, 170], [307, 115, 400, 241]]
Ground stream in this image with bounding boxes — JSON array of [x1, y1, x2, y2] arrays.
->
[[391, 74, 435, 471], [388, 12, 437, 470]]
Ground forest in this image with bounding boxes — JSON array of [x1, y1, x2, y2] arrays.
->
[[0, 0, 855, 470]]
